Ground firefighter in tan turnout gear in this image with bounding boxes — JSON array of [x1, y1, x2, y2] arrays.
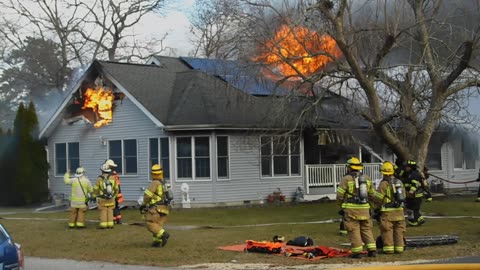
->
[[140, 164, 173, 247], [105, 159, 124, 224], [336, 157, 382, 258], [64, 166, 93, 228], [376, 161, 407, 254], [93, 163, 119, 229]]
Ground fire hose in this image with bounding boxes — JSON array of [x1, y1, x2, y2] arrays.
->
[[428, 172, 479, 184]]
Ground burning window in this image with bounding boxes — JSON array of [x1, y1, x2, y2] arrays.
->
[[82, 87, 114, 127], [256, 24, 342, 77], [67, 75, 123, 128]]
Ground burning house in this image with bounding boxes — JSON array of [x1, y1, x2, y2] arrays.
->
[[40, 25, 479, 205]]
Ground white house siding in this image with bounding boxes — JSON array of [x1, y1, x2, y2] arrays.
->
[[429, 142, 479, 191], [47, 97, 164, 201]]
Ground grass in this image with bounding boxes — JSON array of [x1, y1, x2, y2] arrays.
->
[[1, 196, 479, 267]]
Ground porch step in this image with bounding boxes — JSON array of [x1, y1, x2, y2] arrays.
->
[[304, 194, 336, 201]]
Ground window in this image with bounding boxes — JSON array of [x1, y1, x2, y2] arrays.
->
[[453, 137, 477, 170], [55, 142, 79, 175], [261, 136, 301, 177], [149, 137, 170, 179], [426, 137, 442, 170], [176, 136, 211, 180], [217, 136, 229, 179], [109, 139, 137, 175]]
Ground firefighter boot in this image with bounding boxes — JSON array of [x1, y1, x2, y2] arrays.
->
[[350, 253, 362, 259], [161, 232, 170, 247], [368, 250, 377, 257]]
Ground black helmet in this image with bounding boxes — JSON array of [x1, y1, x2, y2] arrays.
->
[[403, 160, 417, 168]]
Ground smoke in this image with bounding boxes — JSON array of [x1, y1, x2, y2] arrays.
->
[[30, 66, 87, 132]]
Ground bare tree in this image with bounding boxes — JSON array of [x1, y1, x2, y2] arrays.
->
[[228, 0, 480, 169], [0, 0, 170, 65], [189, 0, 247, 59]]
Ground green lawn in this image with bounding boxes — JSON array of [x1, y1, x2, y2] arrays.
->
[[1, 196, 479, 267]]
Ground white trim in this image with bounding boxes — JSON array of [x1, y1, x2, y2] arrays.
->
[[108, 138, 139, 177], [259, 135, 302, 179], [39, 64, 93, 139], [146, 56, 161, 65], [148, 136, 170, 180], [54, 142, 80, 177], [102, 72, 164, 128], [174, 136, 212, 182]]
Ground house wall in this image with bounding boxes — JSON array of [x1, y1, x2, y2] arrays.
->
[[47, 98, 305, 206], [47, 97, 164, 202], [170, 133, 304, 206], [429, 142, 479, 191]]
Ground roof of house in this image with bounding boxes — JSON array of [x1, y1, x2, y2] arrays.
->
[[40, 59, 314, 138], [152, 55, 291, 96]]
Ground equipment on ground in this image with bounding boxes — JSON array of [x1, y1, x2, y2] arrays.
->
[[272, 235, 285, 243], [375, 235, 459, 249], [244, 240, 283, 254], [286, 236, 314, 247]]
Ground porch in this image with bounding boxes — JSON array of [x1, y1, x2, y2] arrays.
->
[[303, 163, 383, 200]]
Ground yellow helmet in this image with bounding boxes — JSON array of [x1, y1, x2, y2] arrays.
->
[[346, 157, 363, 171], [151, 164, 163, 179], [380, 161, 395, 176]]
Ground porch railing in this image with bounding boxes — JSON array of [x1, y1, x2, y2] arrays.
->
[[304, 163, 383, 194]]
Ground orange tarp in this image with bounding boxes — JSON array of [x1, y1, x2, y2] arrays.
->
[[218, 243, 354, 261]]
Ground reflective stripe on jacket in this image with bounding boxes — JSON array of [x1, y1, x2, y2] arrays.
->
[[376, 178, 406, 217], [93, 174, 119, 206], [64, 172, 92, 208], [336, 173, 382, 209], [144, 179, 169, 215]]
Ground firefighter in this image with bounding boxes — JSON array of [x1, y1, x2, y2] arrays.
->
[[421, 166, 433, 202], [376, 161, 407, 254], [93, 163, 119, 229], [400, 160, 425, 226], [105, 159, 124, 224], [336, 157, 382, 258], [140, 164, 173, 247], [64, 167, 93, 228]]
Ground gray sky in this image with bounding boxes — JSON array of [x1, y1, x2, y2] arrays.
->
[[134, 0, 195, 56]]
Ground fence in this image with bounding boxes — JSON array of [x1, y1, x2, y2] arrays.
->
[[304, 163, 382, 194]]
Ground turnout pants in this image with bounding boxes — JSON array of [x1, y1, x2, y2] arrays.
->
[[113, 200, 122, 223], [69, 206, 87, 228], [380, 214, 406, 254], [343, 210, 376, 254], [145, 206, 169, 244], [98, 198, 115, 228], [405, 197, 423, 225]]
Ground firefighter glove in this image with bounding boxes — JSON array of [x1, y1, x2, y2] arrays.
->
[[139, 205, 147, 214], [338, 209, 345, 216]]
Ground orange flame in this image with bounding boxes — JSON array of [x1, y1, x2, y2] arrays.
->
[[257, 24, 342, 77], [82, 87, 114, 128]]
